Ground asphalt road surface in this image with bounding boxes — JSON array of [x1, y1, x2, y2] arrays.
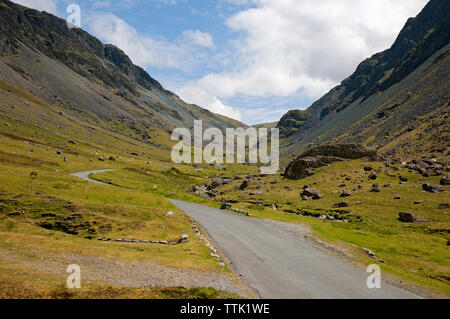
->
[[70, 169, 118, 186], [170, 199, 418, 299]]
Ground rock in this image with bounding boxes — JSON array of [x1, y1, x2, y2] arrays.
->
[[422, 183, 444, 193], [312, 194, 323, 200], [398, 212, 428, 223], [414, 200, 424, 205], [301, 195, 309, 201], [383, 184, 391, 188], [68, 140, 76, 144], [363, 248, 376, 258], [220, 203, 232, 210], [239, 180, 249, 190], [98, 157, 105, 161], [171, 166, 180, 173], [370, 187, 381, 193], [438, 203, 450, 209], [108, 156, 116, 161], [270, 179, 279, 184], [284, 155, 342, 180], [440, 174, 450, 186], [298, 144, 382, 161], [56, 151, 62, 155], [340, 191, 352, 197], [250, 190, 263, 196], [368, 172, 377, 180], [165, 211, 174, 216], [333, 202, 350, 208], [302, 187, 320, 198], [364, 166, 373, 172], [356, 201, 362, 205], [399, 176, 408, 182], [394, 196, 401, 200]]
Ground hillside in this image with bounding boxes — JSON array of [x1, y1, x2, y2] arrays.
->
[[0, 0, 245, 146], [280, 0, 449, 160]]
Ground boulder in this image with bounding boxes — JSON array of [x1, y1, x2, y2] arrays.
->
[[398, 212, 428, 223], [302, 187, 320, 198], [284, 156, 342, 180], [239, 180, 249, 190], [299, 144, 382, 161], [422, 183, 444, 193], [340, 191, 352, 197], [333, 202, 350, 208], [440, 174, 450, 186]]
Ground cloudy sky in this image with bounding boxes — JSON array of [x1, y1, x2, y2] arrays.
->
[[13, 0, 428, 124]]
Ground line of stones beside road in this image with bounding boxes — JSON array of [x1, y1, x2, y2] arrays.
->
[[97, 234, 188, 245], [192, 223, 226, 268]]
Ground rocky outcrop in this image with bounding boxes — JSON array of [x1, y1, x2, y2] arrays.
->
[[284, 144, 381, 180]]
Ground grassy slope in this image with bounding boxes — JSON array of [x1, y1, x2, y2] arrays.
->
[[0, 75, 448, 298], [0, 78, 247, 298], [93, 159, 450, 297]]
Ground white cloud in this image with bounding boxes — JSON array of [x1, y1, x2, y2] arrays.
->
[[178, 0, 428, 120], [12, 0, 58, 15], [177, 84, 242, 120], [87, 13, 215, 72], [182, 30, 214, 48]]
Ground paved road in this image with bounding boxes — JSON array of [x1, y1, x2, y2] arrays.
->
[[170, 199, 418, 299], [70, 169, 118, 185]]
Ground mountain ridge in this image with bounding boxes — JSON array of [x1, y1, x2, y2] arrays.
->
[[278, 0, 449, 161], [0, 0, 245, 145]]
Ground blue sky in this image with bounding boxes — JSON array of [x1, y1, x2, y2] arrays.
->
[[14, 0, 428, 124]]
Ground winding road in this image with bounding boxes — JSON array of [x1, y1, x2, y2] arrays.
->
[[170, 199, 418, 299], [70, 169, 118, 186], [72, 170, 417, 299]]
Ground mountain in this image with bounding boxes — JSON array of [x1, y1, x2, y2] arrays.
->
[[279, 0, 450, 161], [0, 0, 245, 145]]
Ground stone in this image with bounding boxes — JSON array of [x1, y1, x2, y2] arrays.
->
[[98, 157, 105, 161], [364, 166, 373, 172], [239, 180, 249, 190], [220, 203, 232, 210], [340, 191, 352, 197], [438, 203, 450, 209], [370, 187, 381, 193], [440, 174, 450, 186], [368, 172, 377, 180], [414, 201, 424, 205], [333, 202, 350, 208], [165, 211, 174, 216], [422, 183, 444, 193], [302, 187, 320, 198], [108, 156, 116, 161], [398, 212, 428, 223]]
